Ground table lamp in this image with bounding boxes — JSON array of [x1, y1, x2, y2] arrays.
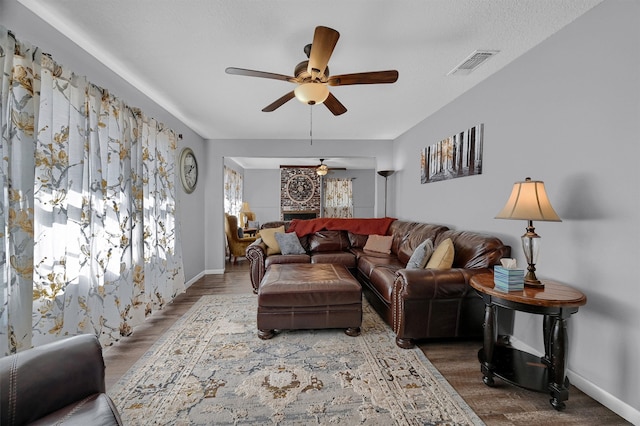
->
[[239, 202, 252, 229], [495, 177, 561, 287]]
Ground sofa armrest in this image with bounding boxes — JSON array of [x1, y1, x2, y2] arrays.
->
[[0, 334, 110, 425], [391, 267, 490, 346], [393, 267, 489, 299], [246, 238, 268, 293]]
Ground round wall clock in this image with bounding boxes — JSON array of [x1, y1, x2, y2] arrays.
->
[[179, 147, 198, 193], [286, 173, 315, 203]]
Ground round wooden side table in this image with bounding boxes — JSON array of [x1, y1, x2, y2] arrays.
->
[[470, 273, 587, 410]]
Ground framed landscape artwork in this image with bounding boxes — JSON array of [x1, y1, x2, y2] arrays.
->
[[421, 123, 484, 184]]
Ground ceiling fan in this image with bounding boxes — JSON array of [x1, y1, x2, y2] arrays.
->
[[316, 158, 345, 176], [225, 26, 399, 116]]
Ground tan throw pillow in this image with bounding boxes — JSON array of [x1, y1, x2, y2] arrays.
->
[[363, 234, 393, 254], [260, 226, 285, 255], [426, 238, 455, 269]]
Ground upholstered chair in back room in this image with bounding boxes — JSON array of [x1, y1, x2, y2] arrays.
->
[[225, 214, 257, 264]]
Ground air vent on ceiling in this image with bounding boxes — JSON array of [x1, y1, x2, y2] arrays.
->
[[447, 50, 499, 76]]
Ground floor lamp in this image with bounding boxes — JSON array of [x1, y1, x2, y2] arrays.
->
[[377, 170, 395, 217]]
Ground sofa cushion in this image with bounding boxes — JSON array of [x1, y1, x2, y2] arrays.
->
[[29, 394, 122, 426], [426, 238, 455, 269], [396, 223, 450, 264], [260, 226, 285, 255], [357, 252, 404, 277], [275, 232, 306, 255], [435, 230, 511, 269], [347, 232, 369, 249], [265, 253, 310, 269], [261, 221, 290, 230], [387, 220, 414, 254], [363, 234, 393, 254], [311, 251, 357, 268], [406, 239, 434, 269], [368, 266, 400, 304], [307, 230, 350, 252]]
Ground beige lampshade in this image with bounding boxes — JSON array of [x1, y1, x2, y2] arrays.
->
[[495, 177, 561, 222], [240, 202, 251, 213], [294, 82, 329, 105]]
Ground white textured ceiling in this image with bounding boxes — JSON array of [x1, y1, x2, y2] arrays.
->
[[20, 0, 601, 142], [230, 156, 376, 171]]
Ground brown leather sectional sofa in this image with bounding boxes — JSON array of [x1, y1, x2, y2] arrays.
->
[[0, 334, 123, 425], [246, 219, 510, 348]]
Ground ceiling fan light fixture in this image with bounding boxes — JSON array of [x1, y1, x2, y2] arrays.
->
[[316, 159, 329, 176], [294, 82, 329, 105], [316, 164, 329, 176]]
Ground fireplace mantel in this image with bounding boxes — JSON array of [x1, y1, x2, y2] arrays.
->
[[282, 211, 319, 221]]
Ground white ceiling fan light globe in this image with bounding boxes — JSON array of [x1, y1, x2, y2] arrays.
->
[[294, 82, 329, 105], [316, 164, 329, 176]]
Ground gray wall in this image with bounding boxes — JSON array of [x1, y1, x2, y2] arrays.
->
[[242, 167, 376, 224], [243, 169, 280, 223], [0, 0, 207, 285], [392, 1, 639, 421]]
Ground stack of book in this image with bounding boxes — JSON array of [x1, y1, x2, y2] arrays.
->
[[494, 266, 525, 291]]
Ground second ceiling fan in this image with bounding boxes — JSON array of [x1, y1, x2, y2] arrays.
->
[[316, 158, 346, 176], [225, 26, 399, 116]]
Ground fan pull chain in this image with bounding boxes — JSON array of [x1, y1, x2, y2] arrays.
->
[[309, 106, 313, 146]]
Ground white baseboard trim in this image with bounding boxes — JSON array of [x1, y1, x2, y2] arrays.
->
[[185, 271, 205, 288], [509, 338, 639, 425], [185, 270, 225, 289]]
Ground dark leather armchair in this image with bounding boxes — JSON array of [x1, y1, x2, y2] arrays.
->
[[0, 334, 123, 425]]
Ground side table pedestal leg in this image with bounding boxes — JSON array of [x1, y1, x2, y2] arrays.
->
[[481, 303, 496, 386], [549, 316, 569, 410]]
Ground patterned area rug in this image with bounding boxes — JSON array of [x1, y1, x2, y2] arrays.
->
[[108, 294, 484, 425]]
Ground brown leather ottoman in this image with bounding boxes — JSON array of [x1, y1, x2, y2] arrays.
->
[[257, 263, 362, 339]]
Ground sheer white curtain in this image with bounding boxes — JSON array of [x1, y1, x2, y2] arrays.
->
[[0, 26, 184, 353], [323, 178, 353, 218], [0, 29, 39, 353], [224, 166, 243, 217]]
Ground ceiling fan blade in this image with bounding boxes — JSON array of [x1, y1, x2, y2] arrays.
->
[[327, 70, 399, 86], [262, 91, 296, 112], [226, 67, 297, 83], [308, 26, 340, 79], [323, 92, 347, 116]]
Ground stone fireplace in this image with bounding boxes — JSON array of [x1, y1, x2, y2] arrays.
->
[[280, 167, 321, 220], [282, 211, 319, 221]]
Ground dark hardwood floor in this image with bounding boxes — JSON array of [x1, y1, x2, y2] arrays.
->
[[104, 259, 629, 425]]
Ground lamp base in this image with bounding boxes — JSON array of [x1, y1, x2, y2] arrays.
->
[[524, 272, 544, 288], [524, 279, 544, 288], [524, 269, 544, 288]]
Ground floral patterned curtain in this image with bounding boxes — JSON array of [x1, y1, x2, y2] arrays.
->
[[0, 27, 184, 354], [0, 30, 39, 353], [323, 178, 353, 218], [224, 165, 243, 218]]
